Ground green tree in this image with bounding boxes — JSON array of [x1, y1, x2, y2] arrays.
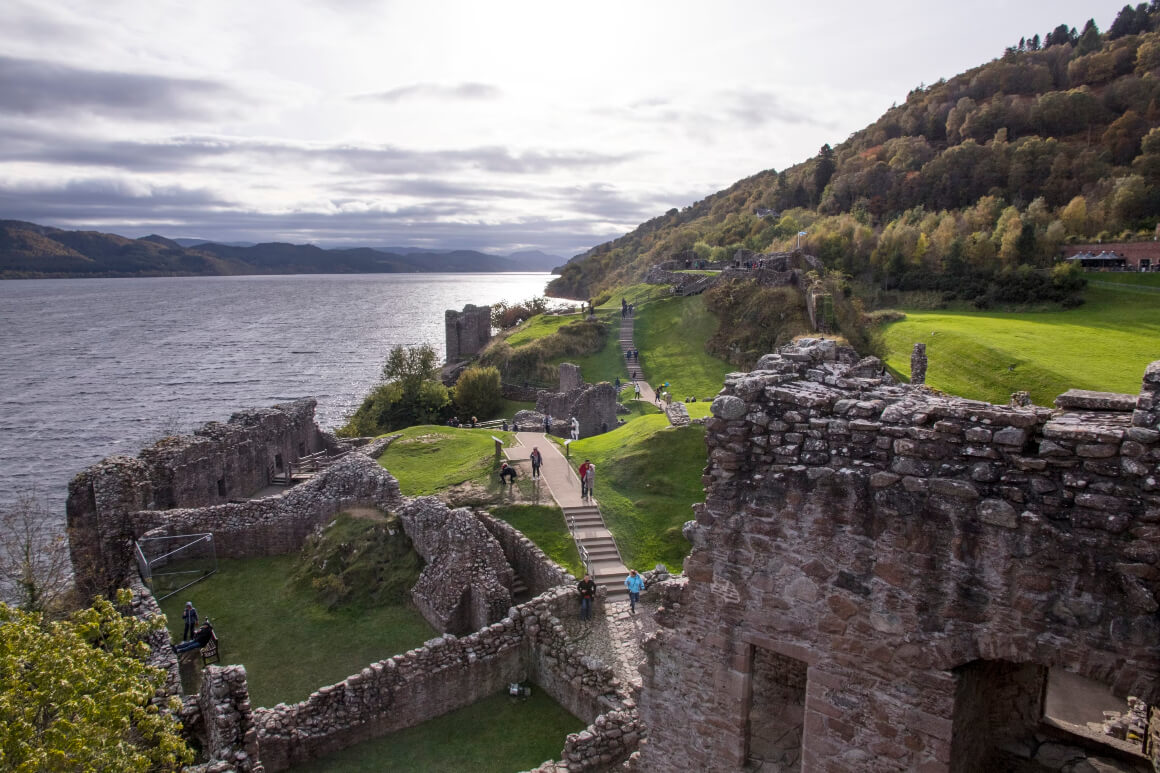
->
[[1077, 18, 1102, 55], [0, 591, 192, 771], [382, 344, 439, 396], [454, 366, 503, 421]]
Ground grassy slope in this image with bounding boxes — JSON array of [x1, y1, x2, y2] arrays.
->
[[634, 294, 735, 401], [505, 311, 586, 347], [490, 504, 584, 578], [160, 555, 434, 707], [568, 415, 703, 571], [295, 688, 585, 773], [882, 284, 1160, 405], [379, 426, 518, 495]]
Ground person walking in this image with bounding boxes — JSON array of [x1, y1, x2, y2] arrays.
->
[[583, 460, 596, 501], [544, 413, 552, 434], [625, 569, 645, 613], [578, 574, 597, 620], [578, 459, 592, 499], [530, 447, 543, 479], [182, 601, 199, 640], [570, 416, 580, 440]]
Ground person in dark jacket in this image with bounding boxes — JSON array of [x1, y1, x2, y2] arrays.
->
[[577, 574, 597, 620], [182, 601, 198, 640], [175, 621, 215, 653]]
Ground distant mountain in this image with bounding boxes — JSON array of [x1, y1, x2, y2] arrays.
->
[[0, 220, 565, 279]]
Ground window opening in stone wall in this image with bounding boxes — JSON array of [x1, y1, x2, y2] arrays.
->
[[746, 646, 807, 771], [275, 453, 284, 471], [950, 660, 1047, 772], [298, 442, 306, 456], [217, 478, 226, 497], [134, 533, 218, 601], [1041, 668, 1151, 763]]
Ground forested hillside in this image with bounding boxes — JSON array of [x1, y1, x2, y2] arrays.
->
[[550, 5, 1160, 304]]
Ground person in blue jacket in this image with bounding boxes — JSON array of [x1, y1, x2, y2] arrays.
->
[[624, 569, 645, 613]]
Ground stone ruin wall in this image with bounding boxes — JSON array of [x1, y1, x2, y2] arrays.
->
[[476, 511, 576, 596], [639, 339, 1160, 772], [255, 584, 637, 771], [445, 304, 492, 362], [67, 399, 331, 595], [199, 665, 261, 772], [536, 378, 619, 439], [559, 362, 584, 393]]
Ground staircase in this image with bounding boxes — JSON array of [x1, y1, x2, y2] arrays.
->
[[565, 503, 629, 599], [510, 572, 530, 601], [619, 317, 642, 381]]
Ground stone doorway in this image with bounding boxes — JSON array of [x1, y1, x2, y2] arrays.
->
[[745, 646, 807, 770], [950, 660, 1047, 772]]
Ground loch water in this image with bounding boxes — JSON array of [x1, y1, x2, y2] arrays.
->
[[0, 273, 554, 526]]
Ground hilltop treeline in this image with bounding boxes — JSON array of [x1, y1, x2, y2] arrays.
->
[[550, 5, 1160, 303]]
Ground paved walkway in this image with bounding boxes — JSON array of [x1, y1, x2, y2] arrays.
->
[[561, 598, 659, 688], [619, 314, 656, 404]]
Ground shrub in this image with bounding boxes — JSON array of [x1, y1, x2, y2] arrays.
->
[[455, 366, 503, 420]]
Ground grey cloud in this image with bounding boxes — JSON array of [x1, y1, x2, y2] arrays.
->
[[0, 123, 630, 176], [354, 82, 502, 103], [0, 55, 237, 120], [600, 88, 829, 135]]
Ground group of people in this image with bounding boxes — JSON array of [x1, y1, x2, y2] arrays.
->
[[577, 568, 647, 620], [623, 349, 639, 361], [446, 416, 479, 428], [620, 298, 635, 318], [499, 446, 543, 486]]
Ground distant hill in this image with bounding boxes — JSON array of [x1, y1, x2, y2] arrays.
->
[[550, 8, 1160, 299], [0, 220, 565, 278]]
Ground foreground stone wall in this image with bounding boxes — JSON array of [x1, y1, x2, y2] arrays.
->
[[255, 585, 632, 771], [639, 339, 1160, 772]]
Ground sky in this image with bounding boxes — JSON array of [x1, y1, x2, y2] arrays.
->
[[0, 0, 1134, 257]]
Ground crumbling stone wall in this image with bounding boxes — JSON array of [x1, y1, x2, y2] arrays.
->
[[476, 511, 576, 596], [200, 665, 261, 772], [445, 304, 492, 362], [67, 399, 330, 596], [560, 362, 583, 392], [536, 380, 618, 439], [254, 585, 632, 771], [639, 339, 1160, 772]]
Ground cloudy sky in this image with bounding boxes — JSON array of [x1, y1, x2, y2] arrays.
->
[[0, 0, 1132, 256]]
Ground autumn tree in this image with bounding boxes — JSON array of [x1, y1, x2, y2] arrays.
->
[[0, 591, 193, 770], [0, 493, 72, 615]]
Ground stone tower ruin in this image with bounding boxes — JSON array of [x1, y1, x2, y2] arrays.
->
[[639, 339, 1160, 772], [444, 304, 492, 363]]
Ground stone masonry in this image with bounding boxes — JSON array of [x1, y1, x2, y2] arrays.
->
[[67, 399, 331, 596], [445, 304, 492, 363], [536, 369, 619, 439], [638, 339, 1160, 772]]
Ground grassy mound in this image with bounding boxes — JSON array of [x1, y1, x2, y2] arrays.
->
[[881, 284, 1160, 405], [568, 415, 704, 571], [160, 554, 435, 707], [294, 687, 585, 772], [490, 504, 583, 578], [379, 426, 518, 496], [481, 317, 608, 385], [293, 511, 424, 609]]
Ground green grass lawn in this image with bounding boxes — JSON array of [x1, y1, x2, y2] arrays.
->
[[548, 319, 625, 386], [882, 285, 1160, 406], [295, 687, 585, 772], [160, 555, 435, 708], [634, 294, 734, 401], [1085, 271, 1160, 289], [379, 426, 518, 496], [567, 415, 703, 571], [504, 312, 587, 347], [490, 504, 584, 578]]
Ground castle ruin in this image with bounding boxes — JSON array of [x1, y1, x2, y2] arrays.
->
[[638, 339, 1160, 771], [445, 304, 492, 363]]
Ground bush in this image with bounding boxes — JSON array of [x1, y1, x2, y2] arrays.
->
[[455, 366, 503, 420]]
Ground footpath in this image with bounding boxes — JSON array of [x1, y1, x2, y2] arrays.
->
[[503, 432, 629, 599]]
